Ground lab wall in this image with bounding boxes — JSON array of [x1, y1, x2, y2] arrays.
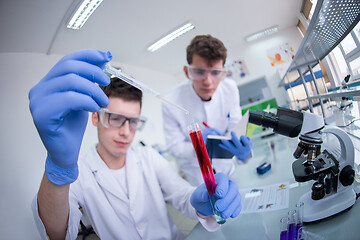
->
[[0, 52, 180, 239], [228, 27, 303, 107]]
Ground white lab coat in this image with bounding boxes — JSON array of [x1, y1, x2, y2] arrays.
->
[[32, 145, 220, 240], [162, 78, 242, 186]]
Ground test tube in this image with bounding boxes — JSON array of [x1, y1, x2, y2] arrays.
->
[[280, 217, 290, 240], [187, 122, 226, 224], [288, 209, 297, 240], [296, 202, 304, 240]]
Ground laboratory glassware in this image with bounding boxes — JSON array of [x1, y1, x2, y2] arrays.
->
[[280, 217, 290, 240], [103, 64, 189, 115], [296, 202, 304, 240], [188, 122, 226, 224], [288, 209, 297, 240]]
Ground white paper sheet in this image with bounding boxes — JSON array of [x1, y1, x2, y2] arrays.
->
[[239, 182, 290, 214], [207, 110, 250, 140]]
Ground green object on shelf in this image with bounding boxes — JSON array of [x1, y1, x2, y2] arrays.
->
[[242, 98, 278, 137]]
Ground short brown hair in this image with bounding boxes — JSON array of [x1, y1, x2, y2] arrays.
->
[[100, 77, 142, 108], [186, 35, 227, 66]]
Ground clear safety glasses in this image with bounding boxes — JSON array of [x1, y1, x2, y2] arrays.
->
[[99, 108, 147, 131], [187, 65, 227, 81]]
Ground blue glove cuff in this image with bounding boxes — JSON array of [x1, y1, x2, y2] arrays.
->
[[45, 155, 79, 185]]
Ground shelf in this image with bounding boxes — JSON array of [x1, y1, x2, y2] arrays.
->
[[308, 89, 360, 100], [279, 0, 360, 87]]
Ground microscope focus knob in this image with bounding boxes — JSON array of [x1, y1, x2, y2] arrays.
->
[[312, 182, 325, 200], [340, 165, 355, 187]]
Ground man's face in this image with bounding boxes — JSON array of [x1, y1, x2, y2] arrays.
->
[[184, 54, 225, 101], [92, 97, 141, 161]]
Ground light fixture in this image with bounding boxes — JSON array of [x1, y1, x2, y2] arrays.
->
[[147, 22, 195, 52], [67, 0, 104, 30], [245, 26, 279, 42]]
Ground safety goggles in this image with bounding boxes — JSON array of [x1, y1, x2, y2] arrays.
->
[[187, 65, 227, 81], [99, 108, 147, 131]]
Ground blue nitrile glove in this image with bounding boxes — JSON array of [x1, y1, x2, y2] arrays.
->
[[29, 49, 112, 185], [190, 173, 242, 219], [201, 128, 222, 144], [219, 132, 253, 161]]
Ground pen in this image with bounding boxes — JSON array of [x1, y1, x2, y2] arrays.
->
[[202, 121, 211, 128]]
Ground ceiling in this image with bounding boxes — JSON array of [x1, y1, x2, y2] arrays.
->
[[0, 0, 303, 76]]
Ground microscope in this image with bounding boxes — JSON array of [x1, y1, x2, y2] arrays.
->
[[249, 107, 356, 222], [339, 74, 353, 109]]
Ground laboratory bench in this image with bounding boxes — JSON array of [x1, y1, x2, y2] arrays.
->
[[186, 133, 360, 240]]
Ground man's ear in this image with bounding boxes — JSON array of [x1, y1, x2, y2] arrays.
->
[[92, 112, 99, 126], [183, 65, 190, 79]]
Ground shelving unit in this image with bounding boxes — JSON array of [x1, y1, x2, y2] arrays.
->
[[279, 0, 360, 114]]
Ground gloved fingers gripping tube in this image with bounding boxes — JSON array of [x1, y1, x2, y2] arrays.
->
[[188, 122, 226, 224]]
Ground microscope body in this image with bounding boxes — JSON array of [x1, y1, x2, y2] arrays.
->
[[249, 107, 356, 222]]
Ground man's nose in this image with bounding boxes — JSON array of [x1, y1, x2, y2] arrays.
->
[[203, 72, 212, 84], [118, 119, 131, 135]]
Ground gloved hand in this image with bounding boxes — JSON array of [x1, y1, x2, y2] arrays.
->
[[219, 132, 253, 161], [190, 173, 242, 219], [201, 128, 222, 144], [29, 49, 112, 185]]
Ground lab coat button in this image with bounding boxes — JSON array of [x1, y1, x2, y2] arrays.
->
[[137, 223, 143, 230], [130, 205, 134, 211]]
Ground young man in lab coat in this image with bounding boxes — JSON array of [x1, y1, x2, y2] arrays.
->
[[162, 35, 253, 186], [29, 49, 242, 240]]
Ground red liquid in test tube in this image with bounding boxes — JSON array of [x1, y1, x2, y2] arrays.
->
[[188, 122, 226, 224]]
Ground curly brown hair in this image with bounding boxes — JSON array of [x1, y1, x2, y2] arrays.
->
[[186, 35, 227, 66], [100, 77, 142, 108]]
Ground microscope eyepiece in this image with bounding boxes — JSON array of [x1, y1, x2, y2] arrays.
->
[[249, 107, 303, 138], [248, 110, 278, 129]]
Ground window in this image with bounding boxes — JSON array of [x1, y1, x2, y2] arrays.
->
[[349, 57, 360, 76], [332, 46, 349, 82], [354, 22, 360, 42], [329, 21, 360, 83], [308, 0, 318, 20], [341, 34, 357, 55]]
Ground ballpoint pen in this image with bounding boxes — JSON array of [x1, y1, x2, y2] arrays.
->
[[202, 121, 211, 128]]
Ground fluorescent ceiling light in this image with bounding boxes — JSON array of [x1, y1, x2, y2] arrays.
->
[[67, 0, 103, 30], [245, 26, 279, 42], [147, 22, 195, 52]]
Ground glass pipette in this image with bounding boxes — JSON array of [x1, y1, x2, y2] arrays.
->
[[103, 64, 190, 115]]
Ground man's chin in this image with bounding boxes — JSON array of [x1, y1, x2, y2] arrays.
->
[[200, 94, 212, 101], [112, 146, 128, 155]]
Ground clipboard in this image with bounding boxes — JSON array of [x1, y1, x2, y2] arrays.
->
[[205, 110, 250, 159], [206, 135, 234, 159]]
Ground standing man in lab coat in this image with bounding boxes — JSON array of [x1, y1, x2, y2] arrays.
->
[[29, 49, 242, 240], [162, 35, 253, 186]]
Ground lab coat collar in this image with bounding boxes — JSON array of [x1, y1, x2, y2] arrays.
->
[[88, 145, 143, 202], [125, 146, 143, 201], [86, 144, 142, 202]]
